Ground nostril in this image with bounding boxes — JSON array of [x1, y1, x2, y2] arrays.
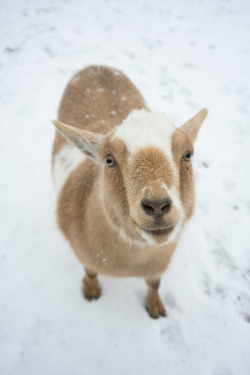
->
[[141, 198, 172, 216], [141, 200, 155, 215], [160, 198, 172, 214]]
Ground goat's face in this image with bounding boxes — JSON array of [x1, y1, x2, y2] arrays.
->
[[53, 108, 207, 246], [101, 110, 199, 245]]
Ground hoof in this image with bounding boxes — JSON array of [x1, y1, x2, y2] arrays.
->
[[146, 295, 167, 319], [82, 277, 101, 301]]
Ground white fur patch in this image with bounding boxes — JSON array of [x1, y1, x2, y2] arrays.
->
[[168, 186, 183, 211], [168, 214, 185, 244], [141, 230, 156, 245], [119, 229, 146, 248], [114, 110, 174, 154], [114, 109, 178, 181], [114, 110, 176, 151], [53, 144, 86, 197]]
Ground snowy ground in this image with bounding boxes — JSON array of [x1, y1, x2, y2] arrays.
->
[[1, 0, 250, 374]]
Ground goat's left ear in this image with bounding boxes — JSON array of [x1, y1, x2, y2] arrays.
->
[[180, 108, 208, 143], [52, 120, 103, 162]]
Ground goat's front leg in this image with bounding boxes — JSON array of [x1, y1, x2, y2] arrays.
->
[[83, 268, 101, 301], [145, 277, 167, 319]]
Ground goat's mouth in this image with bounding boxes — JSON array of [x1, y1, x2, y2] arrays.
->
[[135, 221, 175, 236], [142, 226, 174, 236], [133, 219, 176, 239]]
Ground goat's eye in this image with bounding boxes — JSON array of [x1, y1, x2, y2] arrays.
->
[[105, 155, 115, 167], [183, 152, 192, 161]]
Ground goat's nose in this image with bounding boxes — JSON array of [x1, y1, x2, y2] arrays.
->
[[141, 198, 172, 216]]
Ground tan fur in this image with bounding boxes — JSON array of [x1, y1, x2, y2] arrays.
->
[[83, 269, 101, 301], [52, 65, 148, 163], [171, 129, 195, 218], [146, 278, 167, 318], [52, 65, 207, 318], [122, 146, 179, 239]]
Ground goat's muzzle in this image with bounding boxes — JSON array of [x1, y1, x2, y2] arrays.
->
[[141, 197, 172, 218]]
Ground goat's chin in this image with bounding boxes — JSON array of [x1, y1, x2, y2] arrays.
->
[[141, 227, 175, 245], [133, 221, 178, 246]]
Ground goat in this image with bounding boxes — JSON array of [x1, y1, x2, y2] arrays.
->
[[52, 65, 207, 318]]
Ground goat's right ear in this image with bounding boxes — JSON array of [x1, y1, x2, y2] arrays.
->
[[52, 120, 103, 162]]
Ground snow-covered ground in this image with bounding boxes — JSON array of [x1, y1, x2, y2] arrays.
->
[[1, 0, 250, 374]]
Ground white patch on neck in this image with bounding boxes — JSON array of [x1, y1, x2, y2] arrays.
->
[[140, 230, 156, 245], [119, 229, 146, 248], [53, 144, 86, 196]]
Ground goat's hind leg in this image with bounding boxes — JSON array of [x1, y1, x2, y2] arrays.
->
[[83, 268, 101, 301]]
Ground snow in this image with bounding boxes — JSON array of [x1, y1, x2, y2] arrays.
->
[[0, 0, 250, 374]]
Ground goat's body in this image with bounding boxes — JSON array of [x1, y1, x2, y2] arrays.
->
[[52, 65, 207, 318], [52, 66, 176, 279]]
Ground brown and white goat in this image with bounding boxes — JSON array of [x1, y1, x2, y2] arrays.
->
[[52, 65, 207, 318]]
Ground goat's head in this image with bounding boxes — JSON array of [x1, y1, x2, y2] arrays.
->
[[53, 108, 207, 246]]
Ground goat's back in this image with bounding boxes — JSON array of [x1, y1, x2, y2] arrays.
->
[[52, 66, 148, 158]]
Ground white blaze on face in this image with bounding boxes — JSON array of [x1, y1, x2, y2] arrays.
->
[[115, 109, 178, 178], [114, 109, 185, 245]]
